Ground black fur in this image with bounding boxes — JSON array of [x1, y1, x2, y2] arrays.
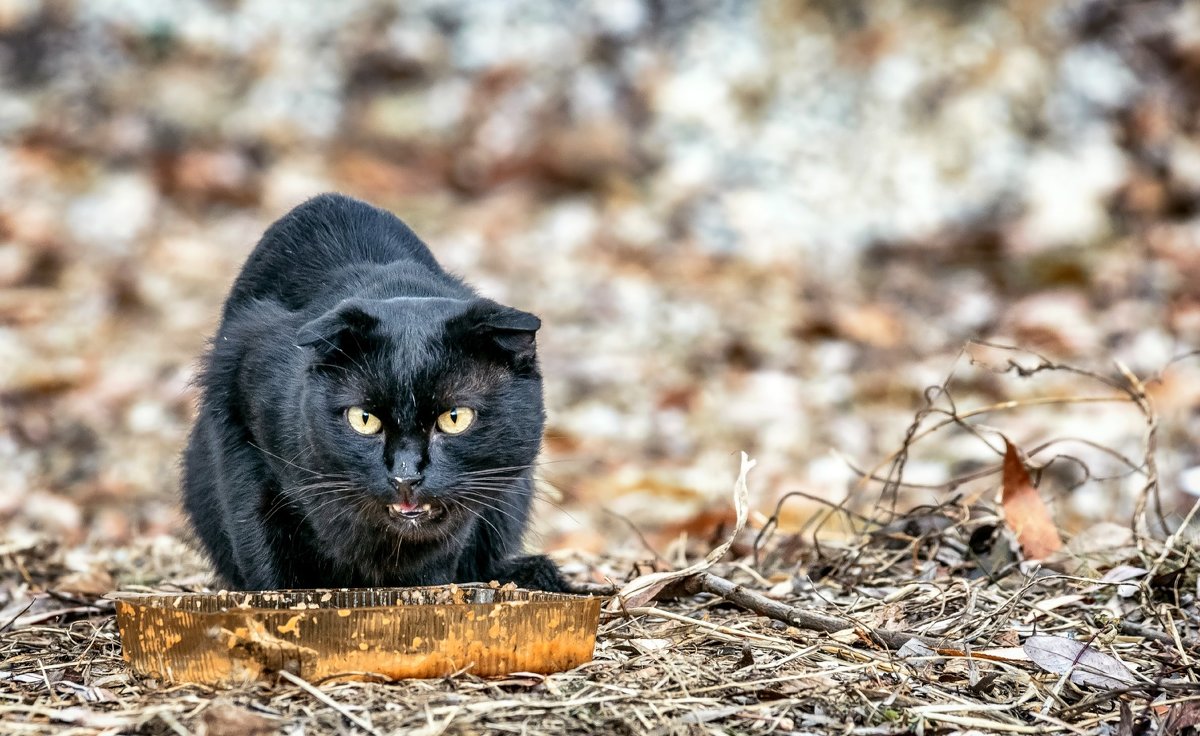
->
[[182, 193, 566, 592]]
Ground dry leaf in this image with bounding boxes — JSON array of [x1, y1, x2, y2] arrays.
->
[[1048, 521, 1138, 569], [1000, 439, 1063, 559], [608, 453, 755, 611], [1098, 565, 1148, 598], [1099, 565, 1147, 584], [1023, 635, 1138, 690], [199, 701, 280, 736], [1064, 522, 1135, 557], [828, 628, 859, 644], [630, 638, 673, 653], [1162, 701, 1200, 735], [1119, 702, 1135, 736], [1032, 594, 1085, 613], [766, 580, 793, 599], [56, 568, 115, 597], [941, 657, 974, 680], [897, 639, 936, 659], [868, 602, 908, 631]]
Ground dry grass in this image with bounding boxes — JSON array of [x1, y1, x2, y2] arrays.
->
[[3, 348, 1199, 735]]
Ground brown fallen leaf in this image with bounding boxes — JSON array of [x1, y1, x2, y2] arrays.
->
[[56, 567, 115, 597], [1000, 439, 1063, 560], [993, 629, 1020, 647], [1162, 701, 1200, 735], [199, 700, 280, 736]]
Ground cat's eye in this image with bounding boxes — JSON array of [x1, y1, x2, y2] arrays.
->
[[436, 407, 475, 435], [346, 407, 383, 435]]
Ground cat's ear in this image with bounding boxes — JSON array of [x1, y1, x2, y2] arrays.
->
[[297, 298, 378, 353], [461, 300, 541, 369]]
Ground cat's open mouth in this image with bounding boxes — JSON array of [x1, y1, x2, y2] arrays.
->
[[386, 501, 448, 524]]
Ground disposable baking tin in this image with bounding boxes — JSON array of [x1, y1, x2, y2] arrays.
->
[[111, 585, 600, 685]]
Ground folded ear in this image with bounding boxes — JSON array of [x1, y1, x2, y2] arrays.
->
[[479, 305, 541, 332], [297, 298, 379, 354], [460, 300, 541, 369]]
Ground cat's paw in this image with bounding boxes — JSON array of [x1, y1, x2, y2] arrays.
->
[[488, 554, 570, 592]]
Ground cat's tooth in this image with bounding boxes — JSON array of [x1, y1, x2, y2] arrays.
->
[[421, 503, 431, 512]]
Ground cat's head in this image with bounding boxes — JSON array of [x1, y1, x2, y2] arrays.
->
[[291, 295, 545, 547]]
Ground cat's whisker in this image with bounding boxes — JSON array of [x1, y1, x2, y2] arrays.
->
[[289, 481, 358, 495], [295, 499, 350, 529], [453, 472, 571, 497], [264, 493, 336, 524], [458, 460, 576, 477], [246, 440, 343, 479], [448, 498, 505, 541], [452, 492, 525, 520], [295, 488, 364, 528], [455, 487, 581, 527], [331, 498, 373, 532], [286, 479, 355, 493], [282, 443, 318, 471], [458, 495, 553, 552], [259, 470, 357, 510], [455, 482, 573, 514], [460, 489, 579, 527], [260, 500, 294, 524], [320, 495, 374, 542], [261, 481, 360, 523], [388, 525, 405, 571], [451, 490, 541, 528], [451, 475, 532, 494], [453, 490, 537, 515]]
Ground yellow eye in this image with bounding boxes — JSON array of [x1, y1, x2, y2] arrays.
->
[[346, 407, 382, 435], [436, 407, 475, 435]]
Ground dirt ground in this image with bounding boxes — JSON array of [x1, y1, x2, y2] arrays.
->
[[2, 1, 1199, 733]]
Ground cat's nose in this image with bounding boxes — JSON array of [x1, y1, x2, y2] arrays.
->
[[390, 474, 423, 499]]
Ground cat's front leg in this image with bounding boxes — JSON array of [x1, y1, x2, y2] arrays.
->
[[486, 554, 569, 593]]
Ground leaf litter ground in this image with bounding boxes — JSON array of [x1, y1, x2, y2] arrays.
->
[[2, 347, 1199, 735]]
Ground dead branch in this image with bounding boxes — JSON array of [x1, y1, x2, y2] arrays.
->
[[669, 572, 958, 652]]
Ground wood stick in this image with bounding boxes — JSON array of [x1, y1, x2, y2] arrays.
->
[[571, 581, 618, 597], [278, 670, 382, 736], [677, 572, 958, 651]]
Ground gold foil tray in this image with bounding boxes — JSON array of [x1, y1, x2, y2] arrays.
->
[[111, 585, 600, 685]]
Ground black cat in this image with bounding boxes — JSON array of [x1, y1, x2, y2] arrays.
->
[[182, 193, 566, 592]]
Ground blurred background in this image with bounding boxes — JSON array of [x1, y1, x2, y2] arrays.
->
[[2, 0, 1200, 563]]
